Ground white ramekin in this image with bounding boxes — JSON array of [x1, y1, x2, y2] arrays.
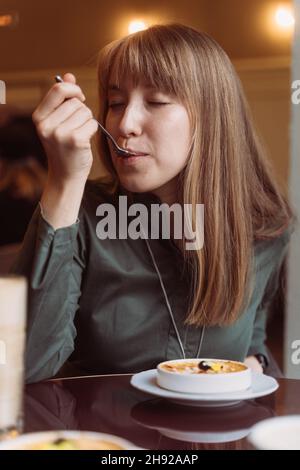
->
[[157, 358, 252, 394]]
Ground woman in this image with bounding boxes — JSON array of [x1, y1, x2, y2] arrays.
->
[[14, 23, 294, 383]]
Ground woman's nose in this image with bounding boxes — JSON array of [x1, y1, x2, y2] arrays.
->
[[118, 104, 144, 138]]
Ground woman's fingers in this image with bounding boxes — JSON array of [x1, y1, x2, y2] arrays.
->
[[37, 97, 85, 137], [52, 106, 96, 145], [64, 119, 99, 149], [31, 72, 96, 184], [62, 72, 76, 84], [33, 81, 85, 123]]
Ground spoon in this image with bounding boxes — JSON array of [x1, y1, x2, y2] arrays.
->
[[54, 75, 145, 158]]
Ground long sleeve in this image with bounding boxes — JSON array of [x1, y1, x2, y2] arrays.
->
[[11, 206, 85, 383], [247, 228, 292, 359]]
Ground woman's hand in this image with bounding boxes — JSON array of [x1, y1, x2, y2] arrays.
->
[[32, 72, 98, 185], [244, 355, 263, 373], [33, 73, 99, 230]]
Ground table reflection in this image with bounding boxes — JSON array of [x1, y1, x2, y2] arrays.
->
[[24, 375, 276, 450], [131, 398, 275, 444]]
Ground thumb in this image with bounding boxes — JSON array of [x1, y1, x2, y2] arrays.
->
[[63, 72, 76, 84]]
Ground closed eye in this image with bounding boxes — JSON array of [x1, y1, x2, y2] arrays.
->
[[108, 102, 169, 108], [148, 102, 169, 106], [108, 103, 124, 108]]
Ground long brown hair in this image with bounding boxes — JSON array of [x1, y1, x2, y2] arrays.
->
[[96, 23, 294, 327]]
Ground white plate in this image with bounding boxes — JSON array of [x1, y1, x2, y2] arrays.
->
[[130, 369, 278, 407]]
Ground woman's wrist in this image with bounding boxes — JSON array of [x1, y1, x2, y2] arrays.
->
[[41, 176, 86, 230]]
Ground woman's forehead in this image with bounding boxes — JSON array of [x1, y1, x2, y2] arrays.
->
[[107, 79, 159, 93], [108, 70, 164, 92], [108, 61, 164, 88], [107, 64, 182, 98]]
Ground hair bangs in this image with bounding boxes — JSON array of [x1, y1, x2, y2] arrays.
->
[[103, 31, 190, 101]]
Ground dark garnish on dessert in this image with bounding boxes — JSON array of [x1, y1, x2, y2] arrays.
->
[[198, 360, 212, 371], [53, 438, 67, 445]]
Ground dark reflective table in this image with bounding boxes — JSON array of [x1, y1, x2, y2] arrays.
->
[[24, 375, 300, 450]]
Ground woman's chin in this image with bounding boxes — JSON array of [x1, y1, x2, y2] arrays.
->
[[119, 178, 156, 194]]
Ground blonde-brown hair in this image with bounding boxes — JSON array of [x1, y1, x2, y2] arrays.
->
[[96, 23, 294, 327]]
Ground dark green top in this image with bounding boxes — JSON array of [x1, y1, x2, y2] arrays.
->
[[12, 181, 291, 383]]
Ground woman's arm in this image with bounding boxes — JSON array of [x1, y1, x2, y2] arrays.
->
[[11, 205, 86, 383], [246, 227, 292, 373], [11, 72, 98, 383]]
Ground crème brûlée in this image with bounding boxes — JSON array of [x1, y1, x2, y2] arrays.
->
[[157, 358, 251, 394], [159, 359, 247, 375]]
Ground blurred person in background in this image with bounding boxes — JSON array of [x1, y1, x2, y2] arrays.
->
[[0, 114, 47, 246]]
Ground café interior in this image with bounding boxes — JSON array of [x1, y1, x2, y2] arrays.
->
[[0, 0, 299, 451]]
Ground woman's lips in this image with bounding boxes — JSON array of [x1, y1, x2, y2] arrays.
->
[[116, 153, 151, 166], [114, 148, 149, 158], [120, 148, 148, 158], [124, 148, 148, 156]]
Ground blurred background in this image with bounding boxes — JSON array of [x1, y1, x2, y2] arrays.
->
[[0, 0, 299, 376]]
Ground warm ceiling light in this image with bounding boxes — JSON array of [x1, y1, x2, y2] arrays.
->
[[128, 20, 148, 34], [0, 14, 13, 26], [275, 6, 295, 28], [0, 11, 18, 28]]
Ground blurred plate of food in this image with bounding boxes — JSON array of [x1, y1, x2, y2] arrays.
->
[[0, 430, 141, 450]]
